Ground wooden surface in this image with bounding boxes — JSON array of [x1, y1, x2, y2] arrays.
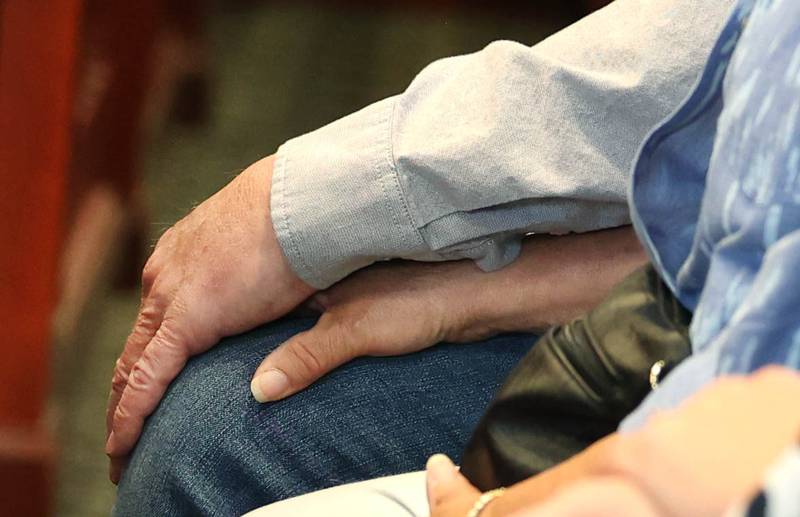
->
[[0, 0, 82, 514]]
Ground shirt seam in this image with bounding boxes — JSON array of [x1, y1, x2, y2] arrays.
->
[[274, 146, 316, 284], [384, 95, 430, 252]]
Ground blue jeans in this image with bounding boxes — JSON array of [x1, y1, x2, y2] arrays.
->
[[113, 316, 534, 516]]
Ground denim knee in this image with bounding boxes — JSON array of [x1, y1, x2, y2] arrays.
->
[[114, 319, 316, 516], [113, 319, 533, 516]]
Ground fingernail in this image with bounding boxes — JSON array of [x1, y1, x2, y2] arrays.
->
[[251, 368, 289, 402], [426, 453, 456, 486]]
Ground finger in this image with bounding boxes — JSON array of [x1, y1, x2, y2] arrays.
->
[[109, 455, 128, 485], [105, 274, 167, 484], [250, 316, 359, 402], [105, 318, 192, 461], [426, 454, 473, 511], [139, 250, 164, 301], [426, 454, 457, 508], [106, 298, 165, 438]]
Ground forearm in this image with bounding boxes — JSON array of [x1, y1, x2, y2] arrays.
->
[[459, 226, 646, 338]]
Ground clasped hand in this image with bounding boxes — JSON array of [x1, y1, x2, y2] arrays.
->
[[103, 156, 501, 483], [105, 155, 643, 483]]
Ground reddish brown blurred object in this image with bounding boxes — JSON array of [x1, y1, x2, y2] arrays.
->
[[0, 1, 81, 515], [0, 0, 174, 513]]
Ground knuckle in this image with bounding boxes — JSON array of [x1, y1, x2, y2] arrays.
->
[[128, 320, 154, 343], [141, 262, 159, 289], [128, 358, 157, 392], [129, 304, 165, 340], [113, 401, 130, 425], [328, 318, 364, 355], [110, 363, 130, 394], [114, 355, 129, 372], [285, 338, 324, 376], [153, 320, 189, 353]]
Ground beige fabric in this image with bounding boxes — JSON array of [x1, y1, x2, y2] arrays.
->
[[243, 471, 428, 517]]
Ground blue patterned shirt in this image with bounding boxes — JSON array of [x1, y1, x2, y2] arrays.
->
[[621, 1, 800, 510]]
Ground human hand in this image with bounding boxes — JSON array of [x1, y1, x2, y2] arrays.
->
[[105, 155, 315, 483], [250, 227, 645, 403], [424, 453, 658, 517], [426, 454, 481, 517], [507, 477, 658, 517], [608, 366, 800, 516], [486, 367, 800, 517], [249, 259, 500, 402]]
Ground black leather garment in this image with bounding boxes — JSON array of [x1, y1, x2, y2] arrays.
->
[[460, 265, 692, 490]]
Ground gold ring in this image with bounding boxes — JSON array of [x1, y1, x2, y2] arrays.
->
[[466, 488, 506, 517]]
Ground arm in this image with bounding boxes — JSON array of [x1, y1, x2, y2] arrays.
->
[[458, 226, 646, 338], [274, 0, 735, 288], [251, 227, 646, 402], [105, 157, 315, 483], [427, 367, 800, 517], [106, 0, 731, 480]]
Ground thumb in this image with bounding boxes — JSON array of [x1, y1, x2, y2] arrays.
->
[[250, 317, 359, 402], [426, 454, 472, 510]]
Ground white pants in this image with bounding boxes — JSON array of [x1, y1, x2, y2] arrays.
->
[[243, 471, 428, 517]]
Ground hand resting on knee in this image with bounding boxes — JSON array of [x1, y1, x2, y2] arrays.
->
[[251, 226, 645, 403], [105, 151, 644, 483], [105, 156, 315, 483]]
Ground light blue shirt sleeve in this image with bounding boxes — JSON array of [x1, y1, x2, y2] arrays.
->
[[270, 0, 734, 288]]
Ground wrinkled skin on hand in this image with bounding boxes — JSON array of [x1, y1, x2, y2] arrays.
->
[[105, 155, 314, 483], [106, 158, 643, 484], [250, 258, 500, 403]]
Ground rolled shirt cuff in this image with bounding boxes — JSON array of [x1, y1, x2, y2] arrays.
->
[[271, 96, 438, 289]]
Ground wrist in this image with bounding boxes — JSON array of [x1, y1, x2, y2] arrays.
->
[[448, 228, 648, 338], [247, 154, 317, 297], [463, 268, 539, 337], [439, 260, 525, 342]]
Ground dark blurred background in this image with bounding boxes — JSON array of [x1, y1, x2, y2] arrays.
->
[[0, 1, 607, 515]]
